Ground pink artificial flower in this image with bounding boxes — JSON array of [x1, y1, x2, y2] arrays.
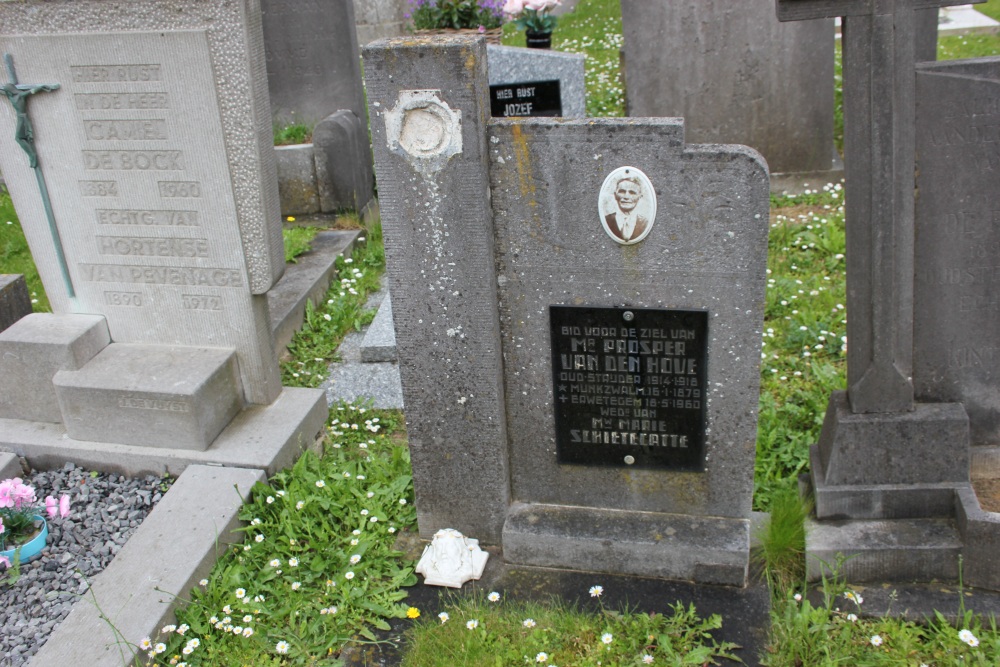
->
[[0, 555, 9, 569], [0, 516, 5, 535], [525, 0, 560, 10], [503, 0, 525, 15], [478, 24, 486, 33], [46, 496, 58, 518], [59, 494, 70, 518], [0, 479, 14, 509], [11, 480, 36, 509]]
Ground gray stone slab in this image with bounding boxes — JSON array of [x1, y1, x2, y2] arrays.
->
[[805, 517, 962, 583], [313, 110, 376, 213], [28, 464, 264, 667], [0, 451, 23, 480], [53, 344, 243, 450], [268, 230, 361, 355], [914, 57, 1000, 447], [352, 0, 407, 45], [0, 386, 326, 477], [275, 143, 320, 215], [504, 502, 751, 586], [487, 45, 586, 118], [0, 274, 31, 332], [365, 36, 512, 543], [324, 363, 404, 410], [0, 1, 285, 404], [0, 313, 109, 423], [956, 484, 1000, 590], [360, 294, 397, 362], [262, 0, 366, 126], [816, 391, 970, 487], [622, 0, 834, 175]]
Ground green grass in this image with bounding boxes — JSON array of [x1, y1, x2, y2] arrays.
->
[[975, 0, 1000, 22], [0, 191, 50, 312], [403, 593, 738, 667], [283, 226, 319, 264], [274, 122, 313, 146], [135, 403, 417, 666]]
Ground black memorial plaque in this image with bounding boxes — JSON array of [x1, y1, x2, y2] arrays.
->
[[550, 305, 708, 471], [489, 79, 562, 118]]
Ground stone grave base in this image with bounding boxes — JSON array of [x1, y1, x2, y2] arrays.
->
[[503, 503, 750, 587], [0, 386, 326, 478]]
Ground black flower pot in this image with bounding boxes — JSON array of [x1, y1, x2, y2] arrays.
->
[[525, 30, 552, 49]]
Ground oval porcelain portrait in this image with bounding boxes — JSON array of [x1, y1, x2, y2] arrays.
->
[[598, 166, 656, 245]]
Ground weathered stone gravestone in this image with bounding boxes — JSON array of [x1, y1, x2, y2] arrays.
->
[[621, 0, 835, 177], [262, 0, 375, 217], [487, 45, 586, 118], [364, 35, 770, 585], [777, 0, 992, 585], [0, 0, 325, 469], [914, 55, 1000, 589], [261, 0, 367, 127]]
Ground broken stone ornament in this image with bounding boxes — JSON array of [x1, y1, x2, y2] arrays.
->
[[415, 528, 489, 588]]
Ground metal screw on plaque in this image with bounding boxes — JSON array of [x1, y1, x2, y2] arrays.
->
[[624, 455, 635, 465], [2, 53, 74, 297], [623, 311, 634, 322]]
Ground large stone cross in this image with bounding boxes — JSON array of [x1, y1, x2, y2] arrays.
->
[[776, 0, 980, 414]]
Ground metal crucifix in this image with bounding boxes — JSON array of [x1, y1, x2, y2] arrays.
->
[[2, 53, 74, 298]]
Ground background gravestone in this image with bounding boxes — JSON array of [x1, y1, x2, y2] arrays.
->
[[487, 45, 587, 118], [621, 0, 834, 176], [914, 57, 1000, 447], [364, 35, 770, 585], [261, 0, 367, 127]]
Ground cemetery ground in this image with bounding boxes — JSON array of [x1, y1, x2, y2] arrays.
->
[[2, 2, 1000, 666]]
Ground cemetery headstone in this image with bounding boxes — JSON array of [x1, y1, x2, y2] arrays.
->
[[487, 45, 586, 118], [777, 0, 982, 583], [364, 35, 770, 585], [621, 0, 835, 176], [913, 55, 1000, 589], [0, 0, 324, 458], [261, 0, 367, 126]]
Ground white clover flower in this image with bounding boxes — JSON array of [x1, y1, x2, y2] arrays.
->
[[466, 619, 479, 630], [388, 527, 397, 534], [276, 490, 286, 497], [198, 579, 208, 587], [243, 627, 254, 637], [233, 626, 243, 635], [361, 509, 369, 516], [642, 655, 654, 664], [488, 591, 500, 602], [223, 605, 232, 615], [316, 480, 326, 488], [535, 652, 548, 663], [601, 633, 613, 645], [370, 516, 378, 523], [289, 557, 299, 567], [523, 618, 536, 628], [350, 538, 359, 545], [222, 615, 231, 623], [296, 500, 305, 510], [155, 643, 167, 654], [275, 640, 290, 654], [350, 554, 361, 564], [140, 637, 152, 650], [183, 645, 194, 655], [270, 559, 281, 567], [343, 472, 352, 478], [357, 475, 366, 480], [589, 585, 603, 597], [242, 614, 252, 623], [847, 614, 858, 622], [959, 629, 979, 647], [353, 529, 361, 535], [793, 593, 802, 602], [252, 518, 262, 525], [291, 582, 301, 590], [266, 496, 274, 504], [399, 499, 407, 505], [870, 635, 883, 647], [345, 571, 355, 580], [161, 624, 176, 634], [177, 624, 189, 635], [438, 612, 449, 623]]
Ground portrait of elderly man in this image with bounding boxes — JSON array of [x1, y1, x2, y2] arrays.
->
[[599, 167, 656, 244]]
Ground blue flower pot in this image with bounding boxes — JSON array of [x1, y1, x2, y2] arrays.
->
[[1, 515, 48, 564]]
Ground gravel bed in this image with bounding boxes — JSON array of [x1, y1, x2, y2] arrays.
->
[[0, 462, 172, 667]]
